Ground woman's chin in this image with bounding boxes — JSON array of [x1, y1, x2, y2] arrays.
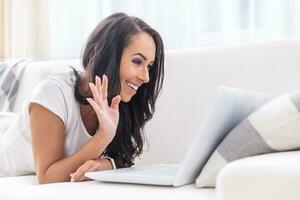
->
[[120, 95, 132, 103]]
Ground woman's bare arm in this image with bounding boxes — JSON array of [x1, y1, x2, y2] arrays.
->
[[30, 75, 121, 184], [29, 103, 111, 184]]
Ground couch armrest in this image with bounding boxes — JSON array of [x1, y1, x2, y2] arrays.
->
[[216, 151, 300, 200]]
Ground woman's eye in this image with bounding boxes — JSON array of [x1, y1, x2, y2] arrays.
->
[[132, 59, 142, 65]]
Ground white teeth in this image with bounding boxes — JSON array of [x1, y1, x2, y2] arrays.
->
[[127, 82, 138, 90]]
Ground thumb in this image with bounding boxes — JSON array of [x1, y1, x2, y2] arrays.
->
[[111, 95, 121, 110]]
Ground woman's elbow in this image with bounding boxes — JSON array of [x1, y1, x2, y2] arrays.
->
[[36, 173, 69, 184]]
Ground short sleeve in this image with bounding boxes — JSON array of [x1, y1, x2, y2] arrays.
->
[[28, 78, 68, 125]]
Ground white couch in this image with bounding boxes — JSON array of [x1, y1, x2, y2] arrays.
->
[[2, 39, 300, 200]]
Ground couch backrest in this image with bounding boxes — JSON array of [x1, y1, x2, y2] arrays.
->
[[13, 39, 300, 165], [137, 39, 300, 165]]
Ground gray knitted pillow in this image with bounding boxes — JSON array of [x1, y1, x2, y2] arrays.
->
[[196, 90, 300, 188]]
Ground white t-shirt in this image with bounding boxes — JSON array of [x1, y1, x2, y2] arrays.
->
[[0, 71, 92, 176]]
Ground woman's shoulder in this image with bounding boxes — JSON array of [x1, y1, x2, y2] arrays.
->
[[26, 70, 81, 125]]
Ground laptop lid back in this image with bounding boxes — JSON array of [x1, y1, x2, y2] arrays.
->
[[173, 86, 271, 186]]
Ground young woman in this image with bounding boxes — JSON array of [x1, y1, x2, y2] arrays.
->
[[0, 12, 164, 184]]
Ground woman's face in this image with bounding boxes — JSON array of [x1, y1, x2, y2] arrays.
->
[[119, 32, 156, 102]]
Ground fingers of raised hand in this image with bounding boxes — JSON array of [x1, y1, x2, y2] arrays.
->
[[89, 82, 102, 107], [95, 75, 108, 101], [89, 74, 109, 106], [95, 75, 103, 101], [101, 75, 108, 100], [111, 95, 121, 111]]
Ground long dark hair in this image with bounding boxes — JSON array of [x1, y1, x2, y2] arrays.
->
[[71, 13, 164, 168]]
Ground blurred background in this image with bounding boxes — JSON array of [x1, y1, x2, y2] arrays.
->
[[0, 0, 300, 60]]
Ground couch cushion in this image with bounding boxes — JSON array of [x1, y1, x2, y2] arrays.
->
[[196, 90, 300, 187], [216, 151, 300, 200], [0, 176, 216, 200]]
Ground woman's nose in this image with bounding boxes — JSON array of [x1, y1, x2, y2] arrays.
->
[[139, 66, 150, 83]]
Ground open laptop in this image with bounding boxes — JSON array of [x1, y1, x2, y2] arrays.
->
[[86, 87, 271, 187]]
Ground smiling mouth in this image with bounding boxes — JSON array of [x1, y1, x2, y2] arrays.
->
[[127, 81, 139, 91]]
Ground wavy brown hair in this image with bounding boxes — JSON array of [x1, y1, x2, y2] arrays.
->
[[71, 13, 164, 168]]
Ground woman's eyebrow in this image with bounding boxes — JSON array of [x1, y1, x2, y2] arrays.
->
[[132, 52, 147, 61]]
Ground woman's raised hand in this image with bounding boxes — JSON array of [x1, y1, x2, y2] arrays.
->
[[86, 75, 121, 142]]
